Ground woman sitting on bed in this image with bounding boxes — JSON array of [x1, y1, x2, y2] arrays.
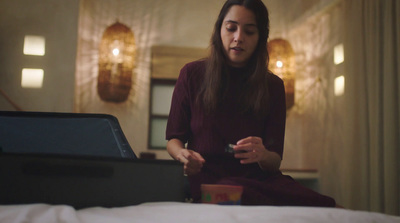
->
[[166, 0, 336, 207]]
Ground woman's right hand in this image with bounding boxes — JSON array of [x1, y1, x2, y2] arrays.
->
[[176, 149, 205, 176], [167, 139, 205, 176]]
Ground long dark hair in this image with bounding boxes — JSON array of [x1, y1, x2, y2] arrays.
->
[[199, 0, 271, 118]]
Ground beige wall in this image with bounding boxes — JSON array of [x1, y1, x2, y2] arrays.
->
[[0, 0, 79, 112], [283, 1, 344, 169]]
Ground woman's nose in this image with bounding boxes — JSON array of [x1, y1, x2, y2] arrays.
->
[[234, 30, 244, 43]]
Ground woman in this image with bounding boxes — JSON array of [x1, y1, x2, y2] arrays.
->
[[166, 0, 336, 207]]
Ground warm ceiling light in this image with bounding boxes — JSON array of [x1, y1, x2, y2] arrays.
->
[[23, 35, 45, 56], [21, 68, 44, 88]]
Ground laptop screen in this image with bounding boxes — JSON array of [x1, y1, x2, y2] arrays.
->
[[0, 111, 136, 159]]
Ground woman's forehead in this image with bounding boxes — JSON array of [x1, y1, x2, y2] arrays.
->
[[223, 5, 257, 26]]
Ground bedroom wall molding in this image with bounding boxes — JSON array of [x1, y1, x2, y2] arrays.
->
[[151, 45, 207, 80]]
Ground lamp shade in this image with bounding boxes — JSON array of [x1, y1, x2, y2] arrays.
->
[[98, 21, 135, 103], [267, 38, 295, 110]]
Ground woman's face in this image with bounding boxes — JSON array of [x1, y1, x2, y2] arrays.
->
[[220, 5, 259, 68]]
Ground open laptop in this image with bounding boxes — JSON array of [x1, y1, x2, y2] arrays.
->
[[0, 111, 136, 159], [0, 111, 185, 209]]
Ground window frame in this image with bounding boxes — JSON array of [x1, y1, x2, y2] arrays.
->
[[148, 78, 177, 150]]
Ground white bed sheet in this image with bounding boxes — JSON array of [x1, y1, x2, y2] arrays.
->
[[0, 202, 399, 223]]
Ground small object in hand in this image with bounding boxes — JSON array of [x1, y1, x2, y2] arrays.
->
[[225, 144, 245, 154]]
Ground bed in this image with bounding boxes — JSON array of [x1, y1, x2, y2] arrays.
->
[[1, 202, 399, 223]]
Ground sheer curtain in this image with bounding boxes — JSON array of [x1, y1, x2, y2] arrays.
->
[[341, 0, 399, 215]]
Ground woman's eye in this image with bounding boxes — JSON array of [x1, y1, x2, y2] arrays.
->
[[245, 30, 256, 35], [245, 28, 257, 35], [226, 25, 237, 32]]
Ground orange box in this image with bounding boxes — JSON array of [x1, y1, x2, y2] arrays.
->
[[201, 184, 243, 205]]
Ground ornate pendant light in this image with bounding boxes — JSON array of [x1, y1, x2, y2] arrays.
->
[[268, 38, 295, 110], [98, 21, 135, 103]]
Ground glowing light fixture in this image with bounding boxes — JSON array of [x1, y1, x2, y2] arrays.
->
[[21, 68, 44, 88], [23, 35, 45, 56], [268, 38, 296, 110], [112, 48, 120, 56], [334, 75, 345, 96], [334, 43, 344, 65], [98, 21, 136, 103], [276, 60, 283, 68]]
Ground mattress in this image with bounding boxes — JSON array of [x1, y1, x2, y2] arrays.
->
[[0, 202, 398, 223]]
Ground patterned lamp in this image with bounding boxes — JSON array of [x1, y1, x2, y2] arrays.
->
[[98, 21, 135, 103], [268, 38, 295, 110]]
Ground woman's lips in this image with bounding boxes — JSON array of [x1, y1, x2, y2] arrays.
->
[[231, 47, 244, 53]]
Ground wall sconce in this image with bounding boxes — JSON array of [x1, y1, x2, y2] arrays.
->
[[334, 75, 345, 96], [98, 21, 135, 103], [22, 35, 45, 89], [334, 43, 344, 65], [23, 35, 45, 56], [21, 68, 44, 88], [334, 44, 345, 96], [267, 38, 295, 110]]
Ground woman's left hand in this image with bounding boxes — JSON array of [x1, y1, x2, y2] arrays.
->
[[233, 136, 281, 172], [233, 136, 266, 164]]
